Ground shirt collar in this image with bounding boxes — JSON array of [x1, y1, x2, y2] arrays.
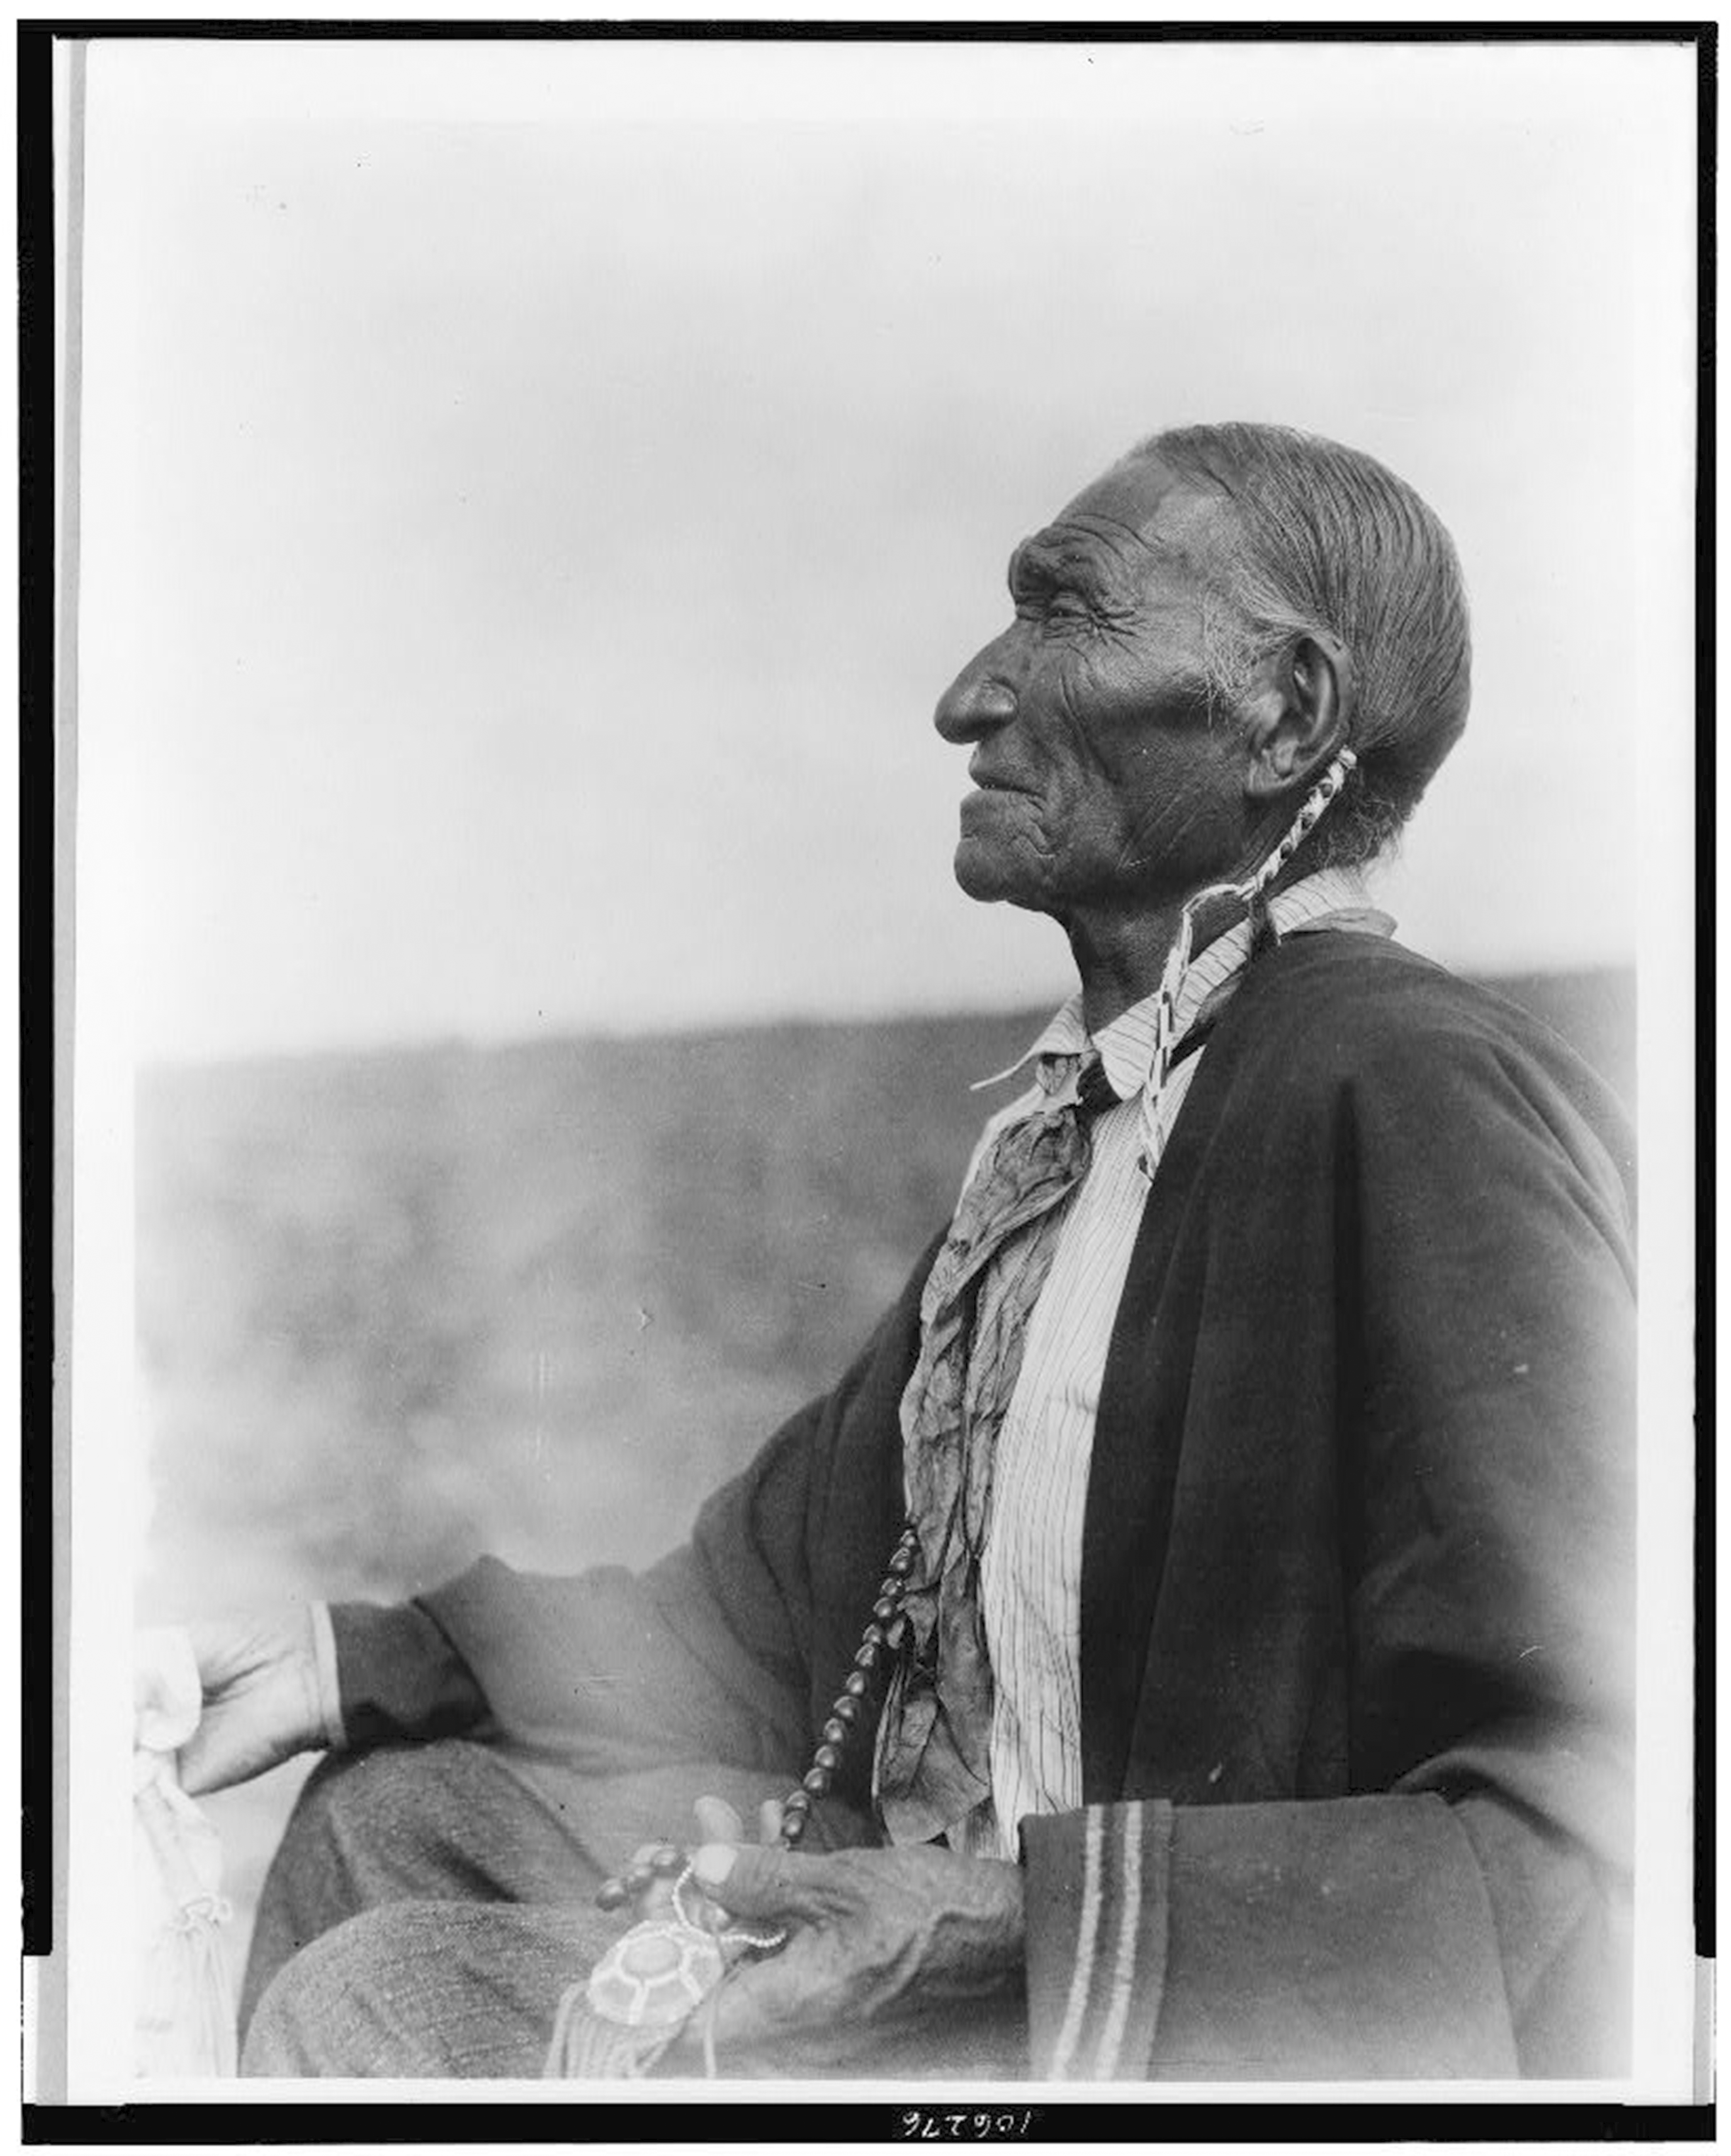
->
[[970, 866, 1393, 1104]]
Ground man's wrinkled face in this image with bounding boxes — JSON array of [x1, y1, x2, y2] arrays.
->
[[935, 454, 1251, 922]]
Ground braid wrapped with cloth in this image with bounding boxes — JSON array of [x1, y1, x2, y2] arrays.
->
[[875, 747, 1359, 1845], [1135, 747, 1356, 1179]]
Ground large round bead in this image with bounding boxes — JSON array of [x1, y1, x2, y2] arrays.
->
[[586, 1918, 724, 2030]]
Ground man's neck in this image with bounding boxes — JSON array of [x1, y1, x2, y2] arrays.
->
[[1063, 859, 1376, 1037], [1064, 890, 1249, 1037], [1066, 913, 1177, 1038]]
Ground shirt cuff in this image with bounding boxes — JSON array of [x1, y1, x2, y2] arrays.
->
[[327, 1597, 489, 1751], [307, 1600, 347, 1752]]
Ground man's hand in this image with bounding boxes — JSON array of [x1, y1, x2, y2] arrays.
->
[[687, 1840, 1026, 2069], [175, 1610, 328, 1796], [600, 1795, 785, 1925]]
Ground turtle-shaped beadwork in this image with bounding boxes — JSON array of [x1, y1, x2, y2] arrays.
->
[[586, 1916, 726, 2030]]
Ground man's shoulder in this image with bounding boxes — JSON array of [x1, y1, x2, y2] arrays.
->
[[1221, 932, 1630, 1146], [1245, 930, 1513, 1036]]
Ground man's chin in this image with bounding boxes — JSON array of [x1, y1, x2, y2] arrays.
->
[[952, 840, 1046, 911]]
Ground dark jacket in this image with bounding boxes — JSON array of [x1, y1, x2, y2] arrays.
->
[[336, 934, 1637, 2079]]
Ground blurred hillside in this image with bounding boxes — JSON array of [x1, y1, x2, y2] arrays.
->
[[132, 968, 1632, 2000]]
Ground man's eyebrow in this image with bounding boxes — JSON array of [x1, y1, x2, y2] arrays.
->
[[1007, 522, 1168, 592], [1007, 533, 1104, 590]]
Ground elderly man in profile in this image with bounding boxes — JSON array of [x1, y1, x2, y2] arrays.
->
[[186, 422, 1635, 2082]]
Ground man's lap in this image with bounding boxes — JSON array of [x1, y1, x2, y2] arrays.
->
[[242, 1890, 1029, 2080], [242, 1737, 929, 2079], [243, 1897, 618, 2077]]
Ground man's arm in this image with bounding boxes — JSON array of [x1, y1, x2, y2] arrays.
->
[[362, 1393, 827, 1777], [178, 1398, 833, 1793], [182, 1246, 936, 1794], [330, 1232, 939, 1772]]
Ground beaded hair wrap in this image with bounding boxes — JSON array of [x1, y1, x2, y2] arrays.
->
[[1137, 745, 1357, 1180]]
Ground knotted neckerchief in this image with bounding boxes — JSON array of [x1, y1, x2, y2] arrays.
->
[[873, 1049, 1121, 1843]]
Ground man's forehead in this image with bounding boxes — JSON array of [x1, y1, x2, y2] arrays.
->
[[1051, 452, 1224, 549], [1011, 453, 1230, 593]]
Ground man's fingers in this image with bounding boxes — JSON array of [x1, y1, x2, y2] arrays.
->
[[692, 1795, 745, 1846], [757, 1797, 784, 1847], [173, 1729, 224, 1798], [181, 1618, 241, 1686], [173, 1702, 265, 1797], [690, 1840, 825, 1923], [692, 1841, 739, 1889]]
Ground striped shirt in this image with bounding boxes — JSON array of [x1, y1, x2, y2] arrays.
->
[[938, 867, 1393, 1860]]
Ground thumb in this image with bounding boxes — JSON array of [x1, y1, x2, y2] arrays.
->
[[175, 1717, 242, 1799], [692, 1794, 745, 1845], [691, 1840, 821, 1923]]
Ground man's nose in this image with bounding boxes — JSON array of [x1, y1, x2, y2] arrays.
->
[[934, 638, 1021, 744]]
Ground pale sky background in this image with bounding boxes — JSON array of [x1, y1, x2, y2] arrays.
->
[[74, 38, 1696, 1064], [54, 39, 1702, 2095]]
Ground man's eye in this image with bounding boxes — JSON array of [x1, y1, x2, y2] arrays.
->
[[1045, 593, 1091, 622]]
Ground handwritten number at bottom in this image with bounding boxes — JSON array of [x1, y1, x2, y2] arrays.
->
[[897, 2112, 1034, 2139]]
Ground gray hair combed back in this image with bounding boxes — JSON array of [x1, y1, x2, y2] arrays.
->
[[1138, 422, 1472, 869]]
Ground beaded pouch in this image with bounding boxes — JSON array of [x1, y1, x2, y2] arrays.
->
[[545, 1867, 783, 2079]]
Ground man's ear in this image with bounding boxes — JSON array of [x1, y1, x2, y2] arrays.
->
[[1242, 632, 1354, 804]]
